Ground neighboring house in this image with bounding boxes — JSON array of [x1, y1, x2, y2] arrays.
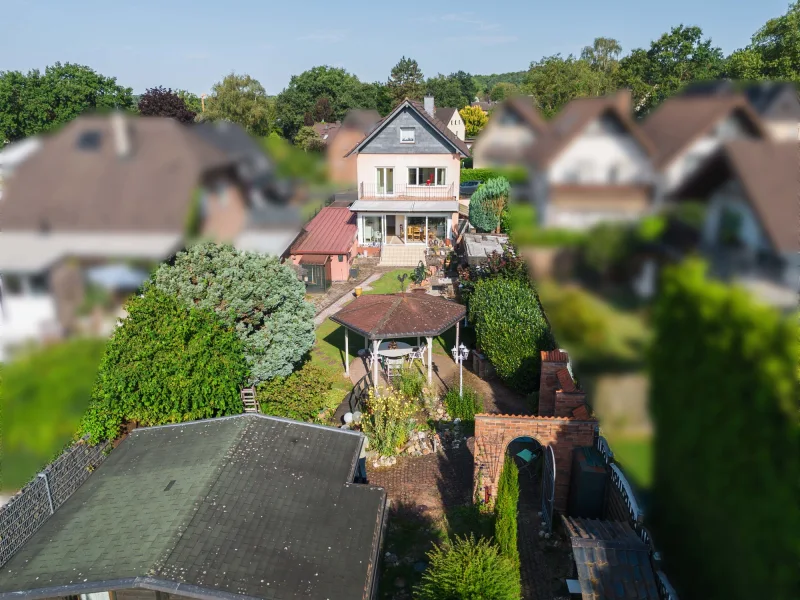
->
[[471, 100, 496, 113], [0, 136, 42, 202], [0, 113, 266, 358], [434, 104, 466, 141], [289, 206, 358, 292], [472, 96, 547, 168], [681, 81, 800, 141], [671, 140, 798, 309], [640, 95, 768, 199], [526, 90, 658, 230], [325, 110, 381, 186], [345, 98, 470, 265], [0, 414, 387, 600], [313, 120, 342, 144]]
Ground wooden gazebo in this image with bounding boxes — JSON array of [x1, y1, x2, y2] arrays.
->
[[330, 292, 467, 389]]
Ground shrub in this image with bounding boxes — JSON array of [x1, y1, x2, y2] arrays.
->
[[495, 456, 520, 567], [415, 535, 521, 600], [579, 222, 636, 280], [152, 242, 315, 383], [256, 361, 338, 422], [460, 167, 527, 185], [544, 286, 610, 349], [469, 177, 511, 233], [396, 365, 425, 400], [1, 339, 107, 490], [80, 288, 249, 442], [649, 259, 799, 600], [469, 277, 555, 393], [362, 388, 417, 456], [443, 385, 482, 423]]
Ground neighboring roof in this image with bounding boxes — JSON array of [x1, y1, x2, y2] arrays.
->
[[330, 293, 466, 339], [640, 96, 767, 168], [435, 107, 459, 123], [0, 136, 42, 170], [234, 229, 301, 256], [350, 199, 459, 212], [1, 114, 233, 233], [299, 254, 329, 265], [503, 96, 548, 134], [672, 140, 797, 253], [0, 414, 386, 600], [312, 121, 342, 143], [680, 80, 799, 115], [193, 120, 274, 185], [342, 109, 382, 133], [562, 516, 660, 600], [471, 101, 497, 112], [0, 232, 183, 272], [290, 206, 357, 254], [529, 91, 654, 167], [345, 99, 470, 157]]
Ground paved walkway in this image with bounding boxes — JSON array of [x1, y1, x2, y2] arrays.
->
[[313, 272, 383, 326]]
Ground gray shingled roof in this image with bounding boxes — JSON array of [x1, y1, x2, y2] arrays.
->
[[562, 516, 659, 600], [0, 415, 386, 600]]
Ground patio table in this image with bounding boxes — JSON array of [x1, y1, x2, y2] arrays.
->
[[377, 341, 413, 358]]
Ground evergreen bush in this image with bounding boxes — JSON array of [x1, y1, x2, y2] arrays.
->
[[495, 455, 520, 567]]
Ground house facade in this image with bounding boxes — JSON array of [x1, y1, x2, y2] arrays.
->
[[435, 105, 466, 141], [472, 96, 546, 168], [346, 99, 469, 263], [527, 90, 657, 229]]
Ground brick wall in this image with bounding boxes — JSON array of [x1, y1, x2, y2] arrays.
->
[[555, 390, 586, 417], [538, 350, 569, 416], [474, 413, 596, 512]]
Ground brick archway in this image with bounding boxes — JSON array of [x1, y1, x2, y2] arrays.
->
[[474, 414, 596, 512]]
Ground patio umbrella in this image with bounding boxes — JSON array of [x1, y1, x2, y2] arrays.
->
[[86, 264, 150, 291]]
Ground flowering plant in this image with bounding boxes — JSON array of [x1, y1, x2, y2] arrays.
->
[[362, 387, 417, 457]]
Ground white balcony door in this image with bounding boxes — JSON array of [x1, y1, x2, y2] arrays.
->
[[376, 167, 394, 196]]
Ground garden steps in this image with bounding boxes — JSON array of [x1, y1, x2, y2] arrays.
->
[[380, 245, 427, 267]]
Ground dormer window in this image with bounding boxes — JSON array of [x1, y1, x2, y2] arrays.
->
[[77, 130, 102, 151], [399, 127, 415, 144]]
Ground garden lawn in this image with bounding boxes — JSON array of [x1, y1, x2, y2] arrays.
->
[[364, 269, 414, 295], [604, 432, 653, 491], [310, 319, 359, 404], [0, 338, 107, 492]]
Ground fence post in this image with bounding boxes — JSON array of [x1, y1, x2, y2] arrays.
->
[[37, 472, 54, 515]]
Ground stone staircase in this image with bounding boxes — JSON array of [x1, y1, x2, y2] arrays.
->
[[380, 244, 427, 267]]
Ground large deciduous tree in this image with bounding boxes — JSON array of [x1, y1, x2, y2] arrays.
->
[[80, 287, 249, 443], [176, 89, 203, 114], [425, 74, 469, 109], [275, 66, 376, 139], [0, 62, 133, 142], [581, 37, 623, 74], [152, 242, 315, 383], [387, 56, 425, 104], [137, 86, 196, 123], [203, 73, 274, 136], [459, 105, 488, 137], [523, 54, 613, 118], [616, 25, 725, 116], [489, 82, 519, 101]]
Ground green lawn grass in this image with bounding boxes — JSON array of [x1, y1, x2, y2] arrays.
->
[[364, 269, 414, 295], [1, 338, 107, 492], [603, 433, 653, 491]]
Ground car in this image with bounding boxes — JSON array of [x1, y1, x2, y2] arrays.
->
[[459, 180, 483, 197]]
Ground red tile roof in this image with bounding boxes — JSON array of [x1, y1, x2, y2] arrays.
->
[[556, 368, 578, 393], [541, 350, 569, 363], [290, 207, 357, 255]]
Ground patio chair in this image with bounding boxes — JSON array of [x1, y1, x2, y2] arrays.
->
[[515, 447, 539, 481], [384, 357, 404, 378], [406, 345, 426, 366]]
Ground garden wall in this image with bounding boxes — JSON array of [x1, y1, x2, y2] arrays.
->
[[474, 414, 596, 511]]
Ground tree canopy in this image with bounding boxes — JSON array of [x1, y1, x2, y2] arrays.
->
[[0, 62, 133, 142], [152, 242, 315, 383], [459, 105, 489, 137], [137, 86, 196, 123], [80, 287, 248, 443], [387, 56, 425, 104], [489, 82, 520, 102], [425, 74, 469, 109], [203, 73, 274, 136]]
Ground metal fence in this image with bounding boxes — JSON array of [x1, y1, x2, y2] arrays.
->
[[0, 437, 110, 567]]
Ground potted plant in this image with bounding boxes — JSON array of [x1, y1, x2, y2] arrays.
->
[[355, 286, 363, 297]]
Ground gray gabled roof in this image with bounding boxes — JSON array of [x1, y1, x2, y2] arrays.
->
[[0, 415, 386, 600]]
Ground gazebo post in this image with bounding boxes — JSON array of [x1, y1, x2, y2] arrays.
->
[[372, 338, 380, 396], [344, 327, 349, 377], [426, 336, 433, 384], [455, 321, 459, 354]]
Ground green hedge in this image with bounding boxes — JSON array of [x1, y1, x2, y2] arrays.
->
[[649, 259, 799, 600], [443, 385, 483, 424], [468, 276, 556, 393], [256, 361, 339, 422], [81, 288, 249, 442], [495, 455, 521, 567], [461, 167, 528, 185]]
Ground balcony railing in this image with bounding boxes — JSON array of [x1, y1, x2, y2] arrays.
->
[[359, 182, 455, 200]]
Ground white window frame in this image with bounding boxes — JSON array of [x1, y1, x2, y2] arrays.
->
[[399, 127, 416, 144], [407, 167, 447, 186]]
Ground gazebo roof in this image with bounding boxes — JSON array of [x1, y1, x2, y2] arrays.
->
[[331, 292, 466, 339]]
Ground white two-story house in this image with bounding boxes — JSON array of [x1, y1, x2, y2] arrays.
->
[[527, 90, 658, 229], [346, 97, 470, 265]]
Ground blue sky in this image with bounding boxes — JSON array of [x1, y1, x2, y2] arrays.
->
[[0, 0, 789, 95]]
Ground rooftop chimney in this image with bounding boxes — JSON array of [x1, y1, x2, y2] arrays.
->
[[111, 111, 131, 159], [423, 96, 435, 118]]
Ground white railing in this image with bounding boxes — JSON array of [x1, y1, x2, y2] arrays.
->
[[359, 182, 455, 200], [610, 463, 643, 523]]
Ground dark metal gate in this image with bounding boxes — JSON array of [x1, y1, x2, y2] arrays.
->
[[541, 444, 556, 533]]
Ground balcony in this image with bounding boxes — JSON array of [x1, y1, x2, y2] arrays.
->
[[358, 182, 455, 200]]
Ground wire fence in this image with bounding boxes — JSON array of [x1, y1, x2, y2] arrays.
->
[[0, 437, 109, 567]]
